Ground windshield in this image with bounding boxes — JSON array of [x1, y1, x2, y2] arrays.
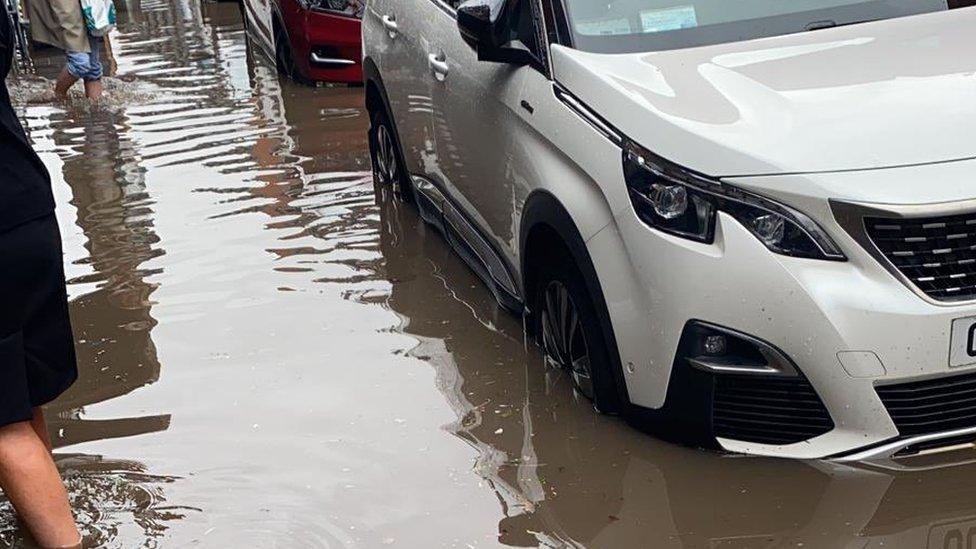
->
[[562, 0, 966, 53]]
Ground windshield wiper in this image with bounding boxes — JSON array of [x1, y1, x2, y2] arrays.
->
[[805, 18, 879, 31]]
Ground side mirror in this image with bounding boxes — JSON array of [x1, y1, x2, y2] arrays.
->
[[457, 0, 535, 66]]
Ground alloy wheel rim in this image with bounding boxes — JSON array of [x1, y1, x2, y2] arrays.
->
[[541, 280, 595, 400], [375, 124, 398, 185]]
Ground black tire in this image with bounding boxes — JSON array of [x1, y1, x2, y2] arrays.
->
[[239, 1, 248, 31], [273, 19, 298, 79], [535, 249, 622, 412], [369, 107, 412, 200]]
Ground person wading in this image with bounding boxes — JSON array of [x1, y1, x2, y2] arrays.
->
[[0, 13, 83, 549], [27, 0, 104, 101]]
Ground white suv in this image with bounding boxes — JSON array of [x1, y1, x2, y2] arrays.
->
[[362, 0, 976, 460]]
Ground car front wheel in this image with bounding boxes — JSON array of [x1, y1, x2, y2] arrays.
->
[[535, 249, 622, 412]]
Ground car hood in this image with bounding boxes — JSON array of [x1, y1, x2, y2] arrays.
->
[[552, 7, 976, 178]]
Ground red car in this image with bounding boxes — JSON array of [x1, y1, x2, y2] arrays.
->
[[243, 0, 362, 84]]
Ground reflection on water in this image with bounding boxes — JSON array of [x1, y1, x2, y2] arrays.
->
[[4, 0, 976, 546], [47, 103, 169, 450]]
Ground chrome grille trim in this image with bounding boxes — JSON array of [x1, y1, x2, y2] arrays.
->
[[833, 425, 976, 463]]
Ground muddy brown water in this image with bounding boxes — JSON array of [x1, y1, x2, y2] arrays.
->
[[3, 1, 976, 548]]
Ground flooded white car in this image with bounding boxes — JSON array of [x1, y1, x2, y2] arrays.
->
[[3, 0, 976, 546]]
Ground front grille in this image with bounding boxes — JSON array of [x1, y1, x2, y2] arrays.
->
[[865, 213, 976, 302], [877, 371, 976, 438], [713, 375, 834, 445]]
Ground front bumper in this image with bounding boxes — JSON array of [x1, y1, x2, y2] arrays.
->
[[601, 184, 976, 460]]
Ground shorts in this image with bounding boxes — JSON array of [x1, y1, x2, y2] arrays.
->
[[65, 35, 104, 82], [0, 215, 78, 428]]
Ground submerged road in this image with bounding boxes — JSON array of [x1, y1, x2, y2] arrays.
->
[[3, 1, 976, 547]]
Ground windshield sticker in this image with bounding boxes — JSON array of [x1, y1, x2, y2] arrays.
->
[[575, 17, 633, 36], [640, 5, 698, 34]]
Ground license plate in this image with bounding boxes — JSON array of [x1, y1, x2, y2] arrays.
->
[[928, 518, 976, 549], [950, 317, 976, 368]]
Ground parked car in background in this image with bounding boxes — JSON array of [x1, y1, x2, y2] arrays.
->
[[363, 0, 976, 461], [242, 0, 362, 84]]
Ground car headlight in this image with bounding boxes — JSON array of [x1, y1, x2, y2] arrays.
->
[[304, 0, 363, 17], [623, 141, 846, 261]]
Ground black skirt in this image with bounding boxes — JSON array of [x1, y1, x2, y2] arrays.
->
[[0, 214, 77, 427]]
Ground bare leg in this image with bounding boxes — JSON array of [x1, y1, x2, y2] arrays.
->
[[30, 407, 54, 452], [0, 413, 80, 548], [54, 68, 79, 100], [83, 79, 103, 103]]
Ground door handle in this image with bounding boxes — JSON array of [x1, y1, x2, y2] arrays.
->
[[381, 14, 399, 37], [428, 53, 449, 80]]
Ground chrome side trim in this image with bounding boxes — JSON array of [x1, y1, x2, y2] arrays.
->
[[553, 86, 622, 146], [310, 53, 357, 66], [831, 198, 976, 307], [410, 176, 522, 311], [413, 177, 446, 231], [833, 425, 976, 463], [442, 200, 520, 302]]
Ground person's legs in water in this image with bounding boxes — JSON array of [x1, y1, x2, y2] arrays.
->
[[56, 36, 104, 101], [83, 77, 102, 102], [0, 413, 80, 548], [53, 65, 79, 100], [0, 217, 81, 548], [83, 37, 104, 102]]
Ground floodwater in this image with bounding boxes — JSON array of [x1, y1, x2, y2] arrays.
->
[[4, 1, 976, 548]]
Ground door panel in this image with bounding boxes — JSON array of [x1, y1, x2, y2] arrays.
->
[[426, 3, 549, 275], [364, 0, 436, 178]]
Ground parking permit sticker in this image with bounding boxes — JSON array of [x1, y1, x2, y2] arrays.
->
[[575, 17, 632, 36], [640, 5, 698, 33]]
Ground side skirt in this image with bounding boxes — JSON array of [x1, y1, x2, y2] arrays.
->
[[411, 175, 524, 314]]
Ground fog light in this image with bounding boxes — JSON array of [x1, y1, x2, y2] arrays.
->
[[684, 321, 798, 377], [649, 184, 688, 220], [752, 214, 785, 246], [704, 335, 726, 355]]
